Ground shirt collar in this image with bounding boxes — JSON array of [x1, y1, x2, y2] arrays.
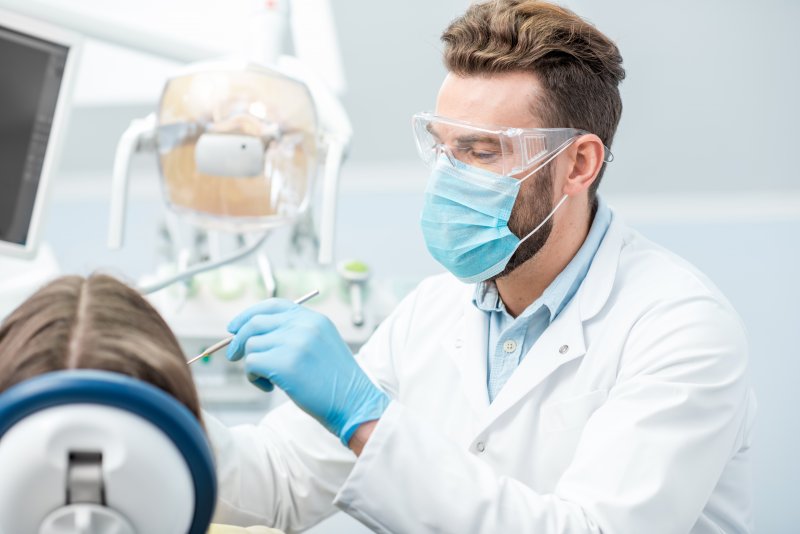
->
[[472, 196, 612, 321]]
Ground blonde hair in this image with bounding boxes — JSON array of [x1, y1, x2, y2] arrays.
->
[[0, 274, 201, 422]]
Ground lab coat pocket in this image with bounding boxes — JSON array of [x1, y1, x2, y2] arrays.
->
[[540, 389, 608, 433]]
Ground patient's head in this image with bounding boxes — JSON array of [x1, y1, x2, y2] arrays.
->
[[0, 274, 201, 420]]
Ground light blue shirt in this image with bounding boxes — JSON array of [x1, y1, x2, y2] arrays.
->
[[472, 197, 612, 402]]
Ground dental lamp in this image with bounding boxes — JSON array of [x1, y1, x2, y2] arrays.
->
[[107, 56, 352, 295]]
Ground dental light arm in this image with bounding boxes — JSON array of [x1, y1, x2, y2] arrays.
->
[[0, 0, 221, 63], [277, 55, 352, 266], [318, 136, 346, 265], [108, 114, 157, 250]]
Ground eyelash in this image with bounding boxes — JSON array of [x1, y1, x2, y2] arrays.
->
[[455, 147, 499, 160]]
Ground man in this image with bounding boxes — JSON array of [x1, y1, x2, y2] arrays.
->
[[207, 1, 756, 532]]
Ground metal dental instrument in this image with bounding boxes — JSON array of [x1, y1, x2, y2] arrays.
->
[[187, 289, 320, 365]]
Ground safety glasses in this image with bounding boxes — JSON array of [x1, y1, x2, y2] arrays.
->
[[412, 112, 612, 176]]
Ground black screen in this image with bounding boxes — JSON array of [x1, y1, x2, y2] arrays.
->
[[0, 24, 68, 246]]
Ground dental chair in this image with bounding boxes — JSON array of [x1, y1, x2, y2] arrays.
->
[[0, 370, 217, 534]]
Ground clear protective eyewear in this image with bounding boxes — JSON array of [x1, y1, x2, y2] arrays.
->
[[412, 112, 613, 176]]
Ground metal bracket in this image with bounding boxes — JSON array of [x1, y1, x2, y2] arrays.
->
[[66, 451, 105, 505]]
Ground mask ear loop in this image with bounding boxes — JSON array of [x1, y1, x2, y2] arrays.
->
[[512, 136, 578, 248], [515, 194, 569, 247]]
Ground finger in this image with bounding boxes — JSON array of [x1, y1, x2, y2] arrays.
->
[[246, 373, 275, 392], [242, 331, 284, 358], [244, 350, 295, 389], [244, 353, 284, 391], [226, 311, 293, 361], [227, 298, 299, 334]]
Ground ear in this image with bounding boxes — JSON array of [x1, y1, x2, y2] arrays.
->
[[562, 134, 606, 196]]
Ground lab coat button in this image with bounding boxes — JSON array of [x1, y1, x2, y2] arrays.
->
[[475, 441, 486, 452], [455, 339, 463, 349], [503, 340, 517, 353], [559, 344, 569, 354]]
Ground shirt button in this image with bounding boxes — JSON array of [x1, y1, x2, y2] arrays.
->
[[559, 344, 569, 354], [503, 340, 517, 353], [475, 441, 486, 453]]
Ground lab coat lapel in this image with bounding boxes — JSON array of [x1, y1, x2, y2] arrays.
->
[[481, 300, 586, 426], [441, 296, 490, 418], [440, 212, 625, 434], [476, 212, 626, 430]]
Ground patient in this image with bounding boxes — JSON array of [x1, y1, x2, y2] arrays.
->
[[0, 273, 280, 534], [0, 274, 201, 413]]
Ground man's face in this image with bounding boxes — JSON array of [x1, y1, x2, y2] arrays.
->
[[434, 72, 560, 279]]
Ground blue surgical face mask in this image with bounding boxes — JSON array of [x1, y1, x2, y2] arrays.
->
[[420, 151, 571, 283]]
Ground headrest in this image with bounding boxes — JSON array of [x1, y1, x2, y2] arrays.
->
[[0, 370, 216, 534]]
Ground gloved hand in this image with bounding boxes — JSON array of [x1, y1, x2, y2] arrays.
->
[[226, 298, 390, 445]]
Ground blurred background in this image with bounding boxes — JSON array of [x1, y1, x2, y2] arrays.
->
[[2, 0, 798, 531]]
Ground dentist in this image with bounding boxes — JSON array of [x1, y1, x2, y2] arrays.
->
[[207, 1, 755, 532]]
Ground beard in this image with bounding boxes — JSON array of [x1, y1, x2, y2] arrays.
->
[[489, 163, 555, 281]]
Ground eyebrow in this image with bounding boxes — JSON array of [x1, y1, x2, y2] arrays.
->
[[426, 124, 501, 147], [425, 122, 441, 140], [453, 134, 501, 147]]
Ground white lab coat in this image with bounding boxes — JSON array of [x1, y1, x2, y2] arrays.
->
[[207, 214, 756, 534]]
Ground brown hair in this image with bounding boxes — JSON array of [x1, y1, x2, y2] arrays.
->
[[0, 274, 202, 422], [442, 0, 625, 196]]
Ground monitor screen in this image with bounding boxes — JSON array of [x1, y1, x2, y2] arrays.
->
[[0, 23, 68, 248]]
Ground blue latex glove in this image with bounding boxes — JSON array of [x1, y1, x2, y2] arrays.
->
[[226, 298, 390, 445]]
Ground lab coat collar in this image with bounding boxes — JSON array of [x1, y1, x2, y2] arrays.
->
[[441, 211, 625, 431], [577, 208, 622, 322]]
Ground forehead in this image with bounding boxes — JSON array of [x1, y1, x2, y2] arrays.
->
[[435, 71, 544, 129]]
